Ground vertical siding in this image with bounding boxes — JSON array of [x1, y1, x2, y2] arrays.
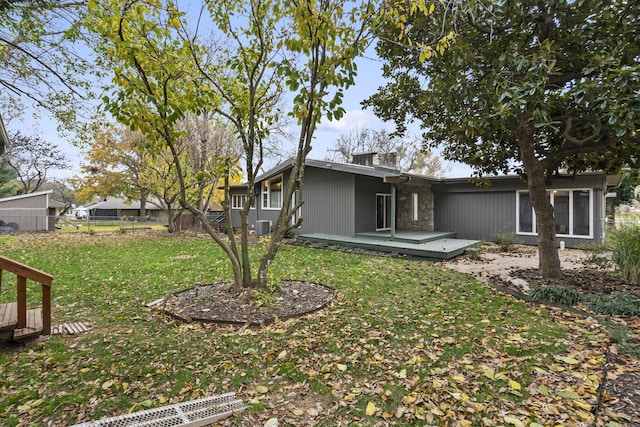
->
[[298, 168, 355, 236], [434, 191, 515, 241], [434, 175, 607, 247], [0, 194, 49, 231], [354, 175, 393, 233]]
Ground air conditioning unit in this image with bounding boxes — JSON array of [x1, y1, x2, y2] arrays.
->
[[256, 220, 271, 237]]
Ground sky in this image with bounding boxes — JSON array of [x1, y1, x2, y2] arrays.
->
[[4, 5, 474, 182]]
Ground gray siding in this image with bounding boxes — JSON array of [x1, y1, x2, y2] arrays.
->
[[0, 193, 50, 231], [228, 187, 257, 230], [433, 175, 608, 247], [354, 175, 392, 233], [434, 190, 515, 241], [297, 167, 356, 236]]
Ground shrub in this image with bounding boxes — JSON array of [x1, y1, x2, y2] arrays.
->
[[494, 231, 519, 252], [608, 225, 640, 284], [577, 242, 610, 268], [529, 285, 580, 306], [580, 293, 640, 317]]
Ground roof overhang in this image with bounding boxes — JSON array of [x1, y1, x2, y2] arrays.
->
[[383, 175, 410, 184]]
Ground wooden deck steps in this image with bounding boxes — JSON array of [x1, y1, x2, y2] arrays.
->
[[0, 302, 43, 341], [356, 230, 457, 244]]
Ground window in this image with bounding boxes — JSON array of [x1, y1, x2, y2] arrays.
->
[[376, 193, 392, 230], [262, 175, 282, 209], [412, 193, 419, 222], [516, 189, 593, 238], [232, 194, 246, 209], [231, 194, 255, 209]]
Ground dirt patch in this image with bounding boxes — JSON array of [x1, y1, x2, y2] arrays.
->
[[163, 280, 335, 327]]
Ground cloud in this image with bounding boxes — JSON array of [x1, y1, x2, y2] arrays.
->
[[318, 109, 384, 132]]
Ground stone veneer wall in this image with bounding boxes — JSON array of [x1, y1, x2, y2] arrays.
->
[[396, 183, 434, 231]]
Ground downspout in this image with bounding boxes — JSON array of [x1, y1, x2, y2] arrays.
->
[[390, 184, 396, 240]]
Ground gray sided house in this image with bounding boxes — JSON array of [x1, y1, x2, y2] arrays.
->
[[0, 190, 57, 232], [228, 158, 621, 249], [432, 173, 620, 248], [228, 159, 433, 237], [85, 197, 166, 219]]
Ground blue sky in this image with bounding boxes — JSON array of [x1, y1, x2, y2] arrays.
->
[[5, 5, 473, 181]]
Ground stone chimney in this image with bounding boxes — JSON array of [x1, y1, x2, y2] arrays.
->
[[350, 151, 398, 168]]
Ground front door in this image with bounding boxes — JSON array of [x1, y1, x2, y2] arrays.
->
[[376, 193, 392, 230]]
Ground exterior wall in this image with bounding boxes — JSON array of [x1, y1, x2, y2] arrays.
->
[[396, 183, 434, 231], [298, 167, 356, 236], [227, 187, 257, 229], [0, 193, 50, 231], [354, 175, 392, 233], [229, 167, 358, 236], [433, 175, 607, 247], [433, 189, 515, 241]]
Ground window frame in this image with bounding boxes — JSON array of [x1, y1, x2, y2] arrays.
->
[[261, 174, 283, 210], [376, 193, 392, 231], [515, 188, 594, 239], [231, 194, 255, 210]]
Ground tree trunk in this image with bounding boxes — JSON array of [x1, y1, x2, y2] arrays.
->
[[516, 123, 563, 278], [139, 189, 147, 221], [166, 206, 177, 233]]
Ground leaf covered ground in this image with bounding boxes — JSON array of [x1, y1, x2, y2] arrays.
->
[[0, 232, 637, 426]]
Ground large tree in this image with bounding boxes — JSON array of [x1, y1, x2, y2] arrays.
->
[[327, 127, 447, 175], [366, 0, 640, 277], [87, 0, 376, 289], [4, 131, 70, 194], [74, 121, 240, 231], [0, 1, 93, 135]]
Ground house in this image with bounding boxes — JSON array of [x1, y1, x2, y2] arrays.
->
[[84, 197, 166, 220], [227, 157, 622, 255], [0, 190, 58, 232]]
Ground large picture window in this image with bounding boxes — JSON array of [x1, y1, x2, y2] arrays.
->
[[516, 189, 593, 238], [262, 175, 282, 209]]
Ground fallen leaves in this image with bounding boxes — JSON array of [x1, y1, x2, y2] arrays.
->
[[2, 234, 638, 426]]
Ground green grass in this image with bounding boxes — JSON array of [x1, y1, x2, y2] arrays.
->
[[0, 233, 613, 425]]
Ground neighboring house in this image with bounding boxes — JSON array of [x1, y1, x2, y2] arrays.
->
[[228, 157, 623, 248], [0, 190, 58, 231], [84, 197, 166, 219]]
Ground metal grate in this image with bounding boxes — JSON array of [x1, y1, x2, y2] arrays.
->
[[71, 392, 245, 427]]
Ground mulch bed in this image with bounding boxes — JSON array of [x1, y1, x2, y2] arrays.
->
[[510, 268, 640, 298], [162, 280, 335, 327]]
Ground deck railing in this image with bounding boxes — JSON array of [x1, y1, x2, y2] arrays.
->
[[0, 255, 53, 336]]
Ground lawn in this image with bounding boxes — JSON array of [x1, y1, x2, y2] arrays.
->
[[0, 232, 615, 426]]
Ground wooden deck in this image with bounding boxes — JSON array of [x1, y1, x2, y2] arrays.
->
[[298, 231, 480, 260], [0, 255, 53, 342], [0, 303, 43, 341]]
